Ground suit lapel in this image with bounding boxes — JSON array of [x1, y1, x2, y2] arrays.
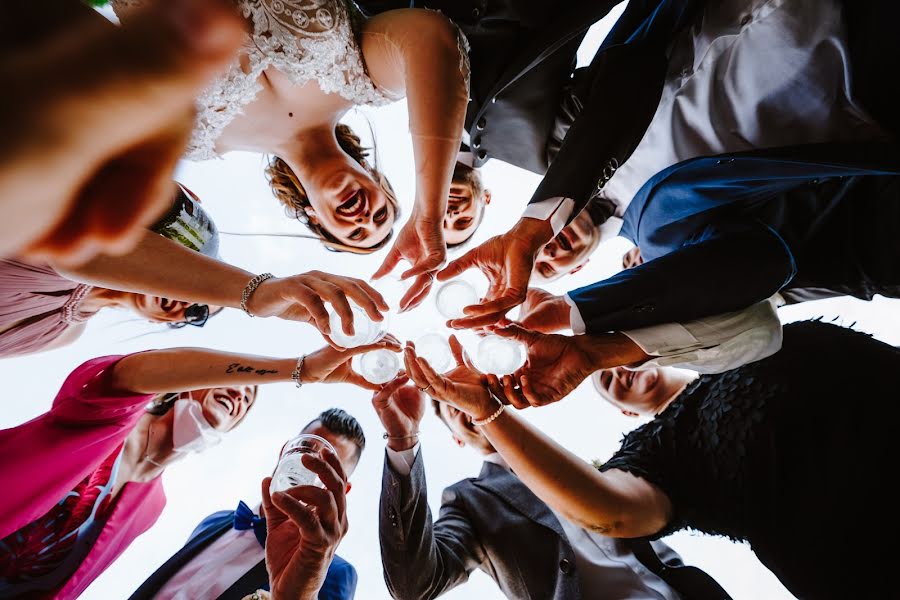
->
[[472, 462, 566, 539], [217, 558, 269, 600], [128, 513, 233, 600]]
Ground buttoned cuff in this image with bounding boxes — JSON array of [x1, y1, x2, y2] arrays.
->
[[563, 293, 586, 334], [621, 322, 699, 359], [386, 443, 421, 476], [522, 197, 576, 236]]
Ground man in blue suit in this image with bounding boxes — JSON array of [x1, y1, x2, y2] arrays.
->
[[566, 141, 900, 333], [129, 408, 365, 600]]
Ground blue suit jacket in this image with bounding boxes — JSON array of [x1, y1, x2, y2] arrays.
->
[[568, 142, 900, 333], [128, 510, 357, 600]]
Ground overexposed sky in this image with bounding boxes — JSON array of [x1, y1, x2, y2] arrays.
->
[[2, 5, 899, 599]]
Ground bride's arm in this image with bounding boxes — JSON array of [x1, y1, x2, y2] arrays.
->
[[361, 9, 470, 227]]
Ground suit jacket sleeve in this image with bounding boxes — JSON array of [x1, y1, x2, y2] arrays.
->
[[524, 44, 667, 232], [380, 449, 487, 600], [318, 558, 358, 600], [568, 221, 796, 333]]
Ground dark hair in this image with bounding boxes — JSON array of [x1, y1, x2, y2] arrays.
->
[[145, 385, 259, 416], [266, 124, 400, 254], [446, 162, 488, 250], [302, 408, 366, 466]]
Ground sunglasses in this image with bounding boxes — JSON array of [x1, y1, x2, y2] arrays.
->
[[168, 303, 210, 329]]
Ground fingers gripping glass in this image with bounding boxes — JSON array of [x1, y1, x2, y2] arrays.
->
[[168, 303, 210, 329]]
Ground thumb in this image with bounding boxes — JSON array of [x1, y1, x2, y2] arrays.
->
[[436, 247, 477, 282], [51, 0, 243, 158]]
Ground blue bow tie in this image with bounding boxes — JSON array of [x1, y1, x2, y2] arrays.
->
[[233, 500, 267, 548]]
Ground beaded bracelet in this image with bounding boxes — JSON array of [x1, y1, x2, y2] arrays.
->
[[240, 273, 274, 317], [472, 399, 505, 427], [291, 355, 306, 389]]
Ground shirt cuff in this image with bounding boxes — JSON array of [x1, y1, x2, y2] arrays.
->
[[621, 322, 698, 358], [386, 443, 420, 476], [522, 197, 576, 236], [563, 293, 586, 334]]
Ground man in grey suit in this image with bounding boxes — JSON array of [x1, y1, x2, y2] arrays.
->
[[372, 373, 731, 600]]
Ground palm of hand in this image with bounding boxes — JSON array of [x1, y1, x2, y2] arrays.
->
[[398, 218, 446, 273]]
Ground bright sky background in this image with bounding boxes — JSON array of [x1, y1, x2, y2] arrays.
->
[[2, 5, 899, 599]]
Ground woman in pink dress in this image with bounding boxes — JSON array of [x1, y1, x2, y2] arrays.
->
[[0, 336, 397, 599]]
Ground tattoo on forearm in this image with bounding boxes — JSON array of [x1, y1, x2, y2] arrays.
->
[[226, 363, 278, 376]]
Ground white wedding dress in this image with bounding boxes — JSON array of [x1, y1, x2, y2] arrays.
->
[[112, 0, 394, 160]]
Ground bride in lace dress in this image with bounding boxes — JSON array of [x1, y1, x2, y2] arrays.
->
[[113, 0, 469, 289]]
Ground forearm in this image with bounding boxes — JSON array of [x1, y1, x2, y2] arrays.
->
[[52, 229, 254, 307], [380, 454, 473, 599], [479, 409, 669, 537], [578, 331, 650, 370], [110, 348, 296, 393], [373, 10, 468, 218]]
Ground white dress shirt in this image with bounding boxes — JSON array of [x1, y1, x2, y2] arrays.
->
[[387, 446, 680, 600], [154, 514, 264, 600], [524, 0, 882, 234], [565, 295, 783, 374]]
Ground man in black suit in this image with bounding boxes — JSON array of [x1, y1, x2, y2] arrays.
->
[[372, 374, 731, 600], [129, 409, 364, 600]]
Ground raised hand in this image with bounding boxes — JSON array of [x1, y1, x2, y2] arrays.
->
[[487, 325, 598, 408], [371, 376, 426, 451], [300, 335, 402, 390], [261, 449, 349, 600], [437, 218, 554, 330], [403, 336, 495, 420], [373, 215, 446, 311], [246, 271, 389, 342], [5, 0, 243, 264]]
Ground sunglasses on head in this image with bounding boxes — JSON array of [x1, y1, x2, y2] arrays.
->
[[168, 303, 210, 329]]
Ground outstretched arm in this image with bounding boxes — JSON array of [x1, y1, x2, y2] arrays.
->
[[373, 379, 486, 599], [109, 337, 400, 394], [402, 344, 671, 539], [365, 10, 469, 299], [53, 229, 389, 339]]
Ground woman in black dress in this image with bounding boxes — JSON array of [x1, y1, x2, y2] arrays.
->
[[403, 321, 899, 598]]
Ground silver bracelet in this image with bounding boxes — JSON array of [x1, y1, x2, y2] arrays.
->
[[383, 432, 419, 441], [291, 355, 306, 388], [240, 273, 274, 317], [472, 399, 505, 427]]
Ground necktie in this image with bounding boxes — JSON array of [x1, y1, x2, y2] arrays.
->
[[233, 500, 267, 548]]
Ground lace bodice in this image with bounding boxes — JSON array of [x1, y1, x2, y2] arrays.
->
[[112, 0, 393, 160]]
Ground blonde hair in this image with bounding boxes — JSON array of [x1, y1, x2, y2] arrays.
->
[[265, 124, 400, 254]]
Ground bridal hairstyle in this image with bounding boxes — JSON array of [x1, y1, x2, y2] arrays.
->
[[266, 124, 400, 254]]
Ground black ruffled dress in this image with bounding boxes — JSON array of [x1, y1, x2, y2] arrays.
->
[[601, 321, 900, 599]]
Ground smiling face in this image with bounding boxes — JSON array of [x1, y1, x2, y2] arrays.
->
[[443, 162, 490, 247], [186, 385, 257, 431], [592, 367, 691, 417], [532, 210, 602, 282], [304, 161, 398, 248]]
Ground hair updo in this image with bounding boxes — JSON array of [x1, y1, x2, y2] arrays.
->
[[265, 124, 400, 254]]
